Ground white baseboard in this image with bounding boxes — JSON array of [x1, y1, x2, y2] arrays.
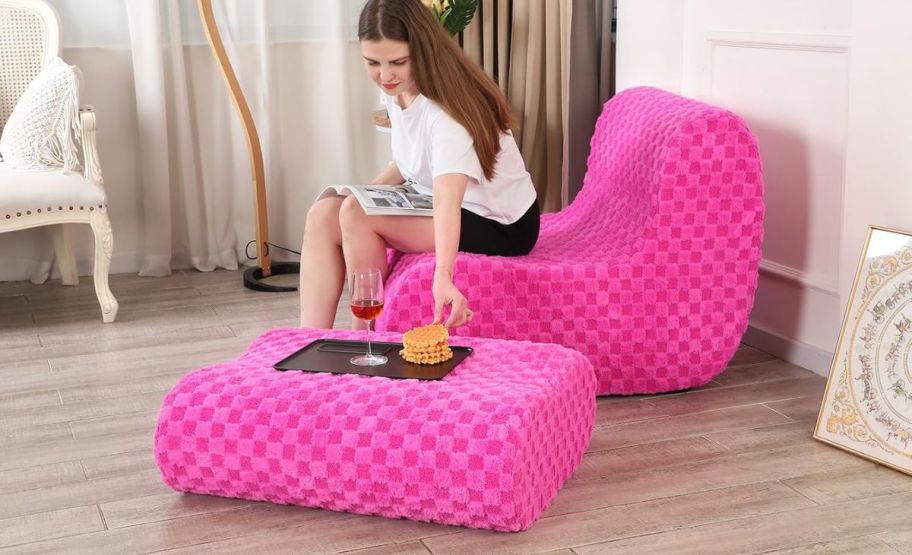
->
[[742, 324, 835, 377]]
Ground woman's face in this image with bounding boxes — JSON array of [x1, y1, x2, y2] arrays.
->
[[361, 39, 418, 97]]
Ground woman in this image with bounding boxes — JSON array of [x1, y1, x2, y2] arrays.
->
[[299, 0, 539, 330]]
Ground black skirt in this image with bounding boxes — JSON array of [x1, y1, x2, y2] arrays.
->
[[458, 201, 540, 256]]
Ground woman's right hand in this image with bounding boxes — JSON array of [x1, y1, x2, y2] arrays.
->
[[432, 271, 474, 328]]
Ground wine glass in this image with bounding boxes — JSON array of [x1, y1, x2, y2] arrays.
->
[[349, 268, 387, 366]]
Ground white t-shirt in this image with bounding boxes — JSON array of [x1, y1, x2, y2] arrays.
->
[[383, 93, 537, 225]]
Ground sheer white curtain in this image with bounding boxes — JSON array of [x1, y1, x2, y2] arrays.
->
[[124, 0, 387, 276]]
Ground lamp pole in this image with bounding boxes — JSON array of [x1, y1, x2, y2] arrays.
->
[[198, 0, 299, 292]]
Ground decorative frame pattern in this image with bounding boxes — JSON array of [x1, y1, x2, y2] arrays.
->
[[815, 225, 912, 475]]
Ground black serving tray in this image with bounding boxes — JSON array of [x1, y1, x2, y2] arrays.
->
[[273, 339, 472, 380]]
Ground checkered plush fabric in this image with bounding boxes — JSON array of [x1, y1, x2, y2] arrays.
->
[[376, 87, 765, 395], [154, 327, 596, 532]]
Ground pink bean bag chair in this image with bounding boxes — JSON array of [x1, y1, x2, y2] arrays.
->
[[377, 87, 765, 395], [155, 328, 596, 532]]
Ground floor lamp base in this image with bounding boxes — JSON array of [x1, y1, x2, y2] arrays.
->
[[243, 262, 300, 292]]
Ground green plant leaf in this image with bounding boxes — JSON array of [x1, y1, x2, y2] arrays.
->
[[442, 0, 478, 35]]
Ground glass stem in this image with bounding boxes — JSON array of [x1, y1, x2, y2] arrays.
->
[[366, 320, 372, 358]]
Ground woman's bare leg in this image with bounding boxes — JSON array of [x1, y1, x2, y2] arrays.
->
[[299, 196, 346, 328], [338, 195, 436, 330]]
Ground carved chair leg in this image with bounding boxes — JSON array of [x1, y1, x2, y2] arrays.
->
[[89, 209, 118, 323], [51, 224, 79, 286]]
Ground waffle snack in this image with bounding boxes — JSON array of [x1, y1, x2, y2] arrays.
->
[[400, 323, 454, 364]]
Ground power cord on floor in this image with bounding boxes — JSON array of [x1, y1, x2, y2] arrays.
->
[[245, 240, 301, 261]]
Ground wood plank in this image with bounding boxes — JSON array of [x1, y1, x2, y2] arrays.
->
[[185, 271, 272, 295], [59, 372, 186, 404], [0, 461, 85, 495], [0, 469, 169, 520], [69, 411, 159, 439], [27, 286, 205, 323], [572, 492, 912, 555], [0, 311, 40, 350], [593, 398, 670, 428], [0, 329, 40, 351], [228, 320, 299, 343], [182, 269, 297, 296], [576, 437, 727, 481], [12, 281, 101, 303], [425, 481, 814, 555], [4, 270, 235, 307], [119, 269, 243, 291], [0, 310, 34, 330], [544, 441, 872, 517], [159, 512, 459, 555], [345, 542, 433, 555], [4, 325, 237, 366], [36, 306, 223, 347], [728, 344, 778, 367], [0, 391, 164, 430], [0, 502, 345, 555], [1, 363, 177, 400], [335, 307, 353, 329], [210, 296, 299, 326], [645, 376, 826, 417], [0, 389, 60, 411], [47, 333, 245, 373], [589, 404, 791, 452], [0, 294, 28, 308], [0, 421, 73, 447], [0, 432, 150, 472], [765, 535, 899, 554], [81, 450, 157, 480], [712, 360, 815, 387], [41, 334, 247, 396], [783, 464, 912, 504], [705, 421, 816, 452], [100, 491, 249, 529], [0, 505, 104, 549], [877, 529, 912, 554], [765, 395, 824, 422], [0, 360, 50, 381]]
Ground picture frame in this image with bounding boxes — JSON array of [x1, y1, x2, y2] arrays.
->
[[815, 225, 912, 476]]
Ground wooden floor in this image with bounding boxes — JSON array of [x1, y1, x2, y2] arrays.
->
[[1, 270, 911, 554]]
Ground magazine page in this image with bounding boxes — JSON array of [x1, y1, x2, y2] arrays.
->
[[349, 185, 433, 213], [317, 183, 433, 216]]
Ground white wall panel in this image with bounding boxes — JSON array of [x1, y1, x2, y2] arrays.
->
[[704, 34, 848, 292], [617, 0, 856, 374]]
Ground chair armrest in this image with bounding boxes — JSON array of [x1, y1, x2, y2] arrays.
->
[[79, 106, 104, 185]]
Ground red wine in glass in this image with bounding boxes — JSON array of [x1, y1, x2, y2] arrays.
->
[[350, 299, 384, 321], [349, 269, 387, 366]]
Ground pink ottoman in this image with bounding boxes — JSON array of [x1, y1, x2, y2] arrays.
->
[[154, 328, 596, 532]]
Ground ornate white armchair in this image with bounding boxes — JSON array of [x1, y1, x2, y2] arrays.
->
[[0, 0, 117, 322]]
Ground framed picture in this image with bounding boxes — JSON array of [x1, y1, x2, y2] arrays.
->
[[815, 225, 912, 475]]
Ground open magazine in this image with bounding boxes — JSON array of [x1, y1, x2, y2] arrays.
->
[[317, 183, 433, 216]]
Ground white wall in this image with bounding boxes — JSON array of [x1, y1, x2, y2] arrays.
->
[[616, 0, 912, 375]]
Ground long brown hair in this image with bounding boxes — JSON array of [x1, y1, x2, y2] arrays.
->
[[359, 0, 514, 181]]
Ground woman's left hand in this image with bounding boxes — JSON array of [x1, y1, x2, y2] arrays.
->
[[432, 272, 474, 328]]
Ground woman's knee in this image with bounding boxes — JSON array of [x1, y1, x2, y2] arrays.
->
[[304, 197, 342, 231], [304, 197, 343, 243], [339, 195, 369, 235]]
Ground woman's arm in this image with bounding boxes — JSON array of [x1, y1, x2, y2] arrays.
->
[[369, 161, 405, 185], [431, 173, 473, 328]]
